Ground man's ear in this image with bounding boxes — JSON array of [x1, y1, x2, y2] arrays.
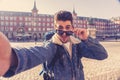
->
[[72, 25, 74, 29], [71, 24, 74, 28], [71, 26, 74, 32], [54, 24, 57, 29]]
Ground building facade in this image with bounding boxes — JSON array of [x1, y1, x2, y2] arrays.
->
[[0, 1, 54, 41], [0, 1, 119, 41]]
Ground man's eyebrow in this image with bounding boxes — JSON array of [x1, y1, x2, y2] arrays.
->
[[58, 25, 63, 27], [66, 25, 71, 27]]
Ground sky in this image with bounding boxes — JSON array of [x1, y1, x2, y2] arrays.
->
[[0, 0, 120, 19]]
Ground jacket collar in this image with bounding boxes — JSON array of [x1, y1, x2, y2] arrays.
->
[[51, 33, 81, 45]]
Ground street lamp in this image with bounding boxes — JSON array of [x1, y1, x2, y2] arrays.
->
[[87, 17, 96, 39]]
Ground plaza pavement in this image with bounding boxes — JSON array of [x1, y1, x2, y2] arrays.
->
[[0, 41, 120, 80]]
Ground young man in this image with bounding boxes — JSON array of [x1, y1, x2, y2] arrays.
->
[[0, 10, 108, 80]]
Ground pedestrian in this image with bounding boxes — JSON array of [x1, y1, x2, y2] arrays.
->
[[34, 37, 38, 44], [0, 10, 108, 80]]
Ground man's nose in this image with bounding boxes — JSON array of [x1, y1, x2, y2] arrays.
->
[[62, 31, 68, 36], [63, 32, 66, 36], [62, 28, 67, 31]]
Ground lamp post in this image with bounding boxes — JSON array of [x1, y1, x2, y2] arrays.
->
[[87, 17, 96, 39], [110, 18, 115, 39], [87, 17, 92, 29]]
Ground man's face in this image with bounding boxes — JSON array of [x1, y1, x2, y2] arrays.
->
[[55, 20, 73, 43]]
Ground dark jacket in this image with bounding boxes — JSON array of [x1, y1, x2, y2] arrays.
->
[[4, 34, 108, 80]]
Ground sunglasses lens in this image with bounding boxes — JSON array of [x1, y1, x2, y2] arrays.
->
[[66, 31, 73, 36], [56, 30, 64, 35], [56, 30, 73, 36]]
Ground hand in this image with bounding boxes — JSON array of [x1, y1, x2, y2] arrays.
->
[[0, 32, 11, 76], [73, 28, 88, 40]]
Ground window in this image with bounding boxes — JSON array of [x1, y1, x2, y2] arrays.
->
[[47, 18, 50, 22], [43, 28, 45, 31], [5, 16, 9, 20], [51, 23, 54, 27], [19, 17, 23, 21], [10, 22, 13, 26], [38, 23, 41, 26], [42, 23, 45, 26], [19, 22, 23, 26], [33, 28, 36, 31], [33, 13, 37, 17], [47, 28, 51, 31], [39, 18, 41, 21], [5, 22, 9, 26], [14, 22, 17, 26], [1, 16, 4, 20], [1, 21, 4, 26], [25, 17, 28, 21], [43, 18, 46, 21], [29, 22, 31, 26], [39, 28, 41, 31], [10, 27, 13, 31], [28, 28, 32, 31], [1, 27, 4, 31], [47, 23, 50, 26], [5, 27, 8, 31], [10, 17, 13, 20], [29, 17, 31, 21], [51, 18, 54, 22], [14, 17, 17, 20], [33, 22, 36, 26], [32, 21, 36, 26], [25, 22, 28, 26]]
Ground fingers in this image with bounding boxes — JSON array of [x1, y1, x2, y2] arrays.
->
[[73, 28, 85, 36], [73, 28, 88, 40]]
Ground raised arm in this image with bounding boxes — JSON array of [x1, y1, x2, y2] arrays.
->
[[3, 41, 57, 77], [73, 28, 108, 60], [79, 37, 108, 60], [0, 32, 12, 76]]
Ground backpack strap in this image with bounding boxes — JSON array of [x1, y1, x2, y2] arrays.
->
[[39, 44, 64, 75], [48, 44, 63, 70]]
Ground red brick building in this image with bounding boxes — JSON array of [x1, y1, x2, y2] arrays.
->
[[0, 1, 54, 41], [0, 1, 119, 41]]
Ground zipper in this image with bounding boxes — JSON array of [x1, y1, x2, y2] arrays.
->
[[62, 45, 76, 80]]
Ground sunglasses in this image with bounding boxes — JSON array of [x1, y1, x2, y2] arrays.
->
[[56, 30, 73, 36]]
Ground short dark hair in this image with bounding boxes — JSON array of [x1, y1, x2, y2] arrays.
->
[[54, 10, 73, 25]]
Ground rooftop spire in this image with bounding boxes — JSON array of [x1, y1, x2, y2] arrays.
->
[[32, 0, 38, 11], [73, 5, 77, 15]]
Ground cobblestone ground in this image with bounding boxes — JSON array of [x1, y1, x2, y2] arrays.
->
[[0, 41, 120, 80]]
